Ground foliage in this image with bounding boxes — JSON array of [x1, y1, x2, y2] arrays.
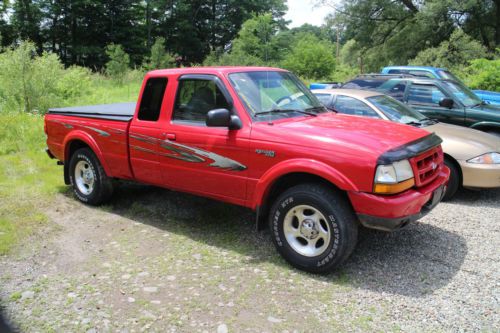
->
[[281, 33, 336, 80], [320, 0, 500, 72], [0, 41, 90, 114], [144, 37, 175, 70], [464, 57, 500, 91], [105, 44, 130, 84], [0, 0, 287, 68], [411, 29, 488, 70]]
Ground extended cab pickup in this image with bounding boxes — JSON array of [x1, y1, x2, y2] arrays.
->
[[45, 67, 449, 273]]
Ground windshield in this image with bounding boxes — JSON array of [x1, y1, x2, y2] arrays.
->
[[367, 95, 427, 124], [441, 81, 482, 107], [437, 70, 463, 83], [228, 71, 326, 118]]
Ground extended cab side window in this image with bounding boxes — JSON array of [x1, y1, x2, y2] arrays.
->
[[173, 79, 230, 123], [138, 77, 168, 121], [333, 95, 380, 118], [407, 84, 446, 106]]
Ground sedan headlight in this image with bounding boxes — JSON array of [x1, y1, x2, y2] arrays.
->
[[373, 159, 415, 194], [467, 152, 500, 164]]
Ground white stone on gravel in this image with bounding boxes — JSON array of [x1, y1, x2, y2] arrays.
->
[[166, 275, 176, 281], [217, 323, 228, 333], [143, 287, 158, 293], [192, 253, 202, 260], [138, 272, 149, 277], [21, 291, 35, 300], [127, 297, 135, 303], [67, 292, 77, 298], [121, 274, 131, 280], [267, 316, 283, 323]]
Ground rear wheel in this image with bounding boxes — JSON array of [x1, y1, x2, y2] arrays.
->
[[269, 183, 358, 273], [443, 158, 460, 201], [69, 148, 113, 205]]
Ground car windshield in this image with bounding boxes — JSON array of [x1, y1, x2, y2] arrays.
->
[[367, 95, 427, 124], [441, 81, 482, 107], [437, 70, 463, 83], [228, 71, 326, 118]]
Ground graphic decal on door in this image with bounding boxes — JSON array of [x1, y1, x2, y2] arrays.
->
[[130, 133, 247, 171]]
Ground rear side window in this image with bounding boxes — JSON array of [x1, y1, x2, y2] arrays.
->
[[138, 77, 168, 121], [342, 79, 385, 89]]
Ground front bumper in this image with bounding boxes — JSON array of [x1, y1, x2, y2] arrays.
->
[[458, 161, 500, 189], [348, 167, 450, 232]]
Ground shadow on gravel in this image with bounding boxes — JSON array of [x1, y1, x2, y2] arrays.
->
[[97, 182, 467, 298], [446, 187, 500, 208]]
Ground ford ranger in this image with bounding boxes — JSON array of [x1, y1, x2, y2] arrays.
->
[[45, 67, 449, 273]]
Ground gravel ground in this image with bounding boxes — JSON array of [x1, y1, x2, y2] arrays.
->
[[0, 184, 499, 332]]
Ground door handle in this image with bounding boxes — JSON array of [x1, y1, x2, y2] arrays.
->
[[163, 133, 176, 141]]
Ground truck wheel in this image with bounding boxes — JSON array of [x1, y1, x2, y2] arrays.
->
[[443, 159, 460, 201], [69, 148, 113, 205], [269, 183, 358, 273]]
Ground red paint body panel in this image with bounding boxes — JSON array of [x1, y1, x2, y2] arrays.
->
[[45, 66, 450, 227]]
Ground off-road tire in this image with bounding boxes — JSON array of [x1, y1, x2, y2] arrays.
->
[[269, 183, 358, 273], [69, 148, 113, 205], [443, 158, 460, 201]]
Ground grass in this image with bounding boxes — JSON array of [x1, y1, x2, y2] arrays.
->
[[0, 76, 141, 255]]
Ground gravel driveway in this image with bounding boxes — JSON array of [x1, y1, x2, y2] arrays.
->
[[1, 184, 499, 332]]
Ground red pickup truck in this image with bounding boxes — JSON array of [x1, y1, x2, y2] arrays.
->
[[45, 67, 449, 273]]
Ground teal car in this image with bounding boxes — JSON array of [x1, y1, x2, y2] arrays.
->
[[381, 66, 500, 106], [377, 78, 500, 137]]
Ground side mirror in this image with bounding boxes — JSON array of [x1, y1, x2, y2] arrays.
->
[[206, 108, 242, 130], [439, 98, 454, 109]]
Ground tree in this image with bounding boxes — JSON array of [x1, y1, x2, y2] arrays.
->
[[464, 56, 500, 91], [411, 29, 488, 70], [281, 33, 336, 79], [105, 44, 130, 84], [144, 37, 175, 70]]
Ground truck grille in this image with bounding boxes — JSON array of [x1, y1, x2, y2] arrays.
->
[[410, 146, 443, 187]]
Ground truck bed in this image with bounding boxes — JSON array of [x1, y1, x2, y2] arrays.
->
[[48, 102, 136, 121]]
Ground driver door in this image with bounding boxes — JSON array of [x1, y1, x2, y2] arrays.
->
[[159, 75, 250, 203], [405, 83, 465, 126]]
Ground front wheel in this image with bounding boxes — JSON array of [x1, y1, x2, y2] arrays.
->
[[69, 148, 113, 205], [443, 159, 460, 201], [269, 183, 358, 273]]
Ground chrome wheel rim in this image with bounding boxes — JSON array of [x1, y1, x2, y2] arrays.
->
[[283, 205, 331, 257], [75, 160, 95, 195]]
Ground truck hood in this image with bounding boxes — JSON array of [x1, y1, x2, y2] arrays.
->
[[252, 113, 430, 160], [425, 122, 500, 160]]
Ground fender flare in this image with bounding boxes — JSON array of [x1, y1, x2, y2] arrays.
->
[[62, 130, 112, 180], [251, 158, 358, 210], [470, 121, 500, 131]]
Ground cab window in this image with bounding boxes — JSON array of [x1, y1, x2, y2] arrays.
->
[[407, 84, 446, 106], [173, 79, 230, 123], [137, 77, 168, 121], [333, 95, 380, 118]]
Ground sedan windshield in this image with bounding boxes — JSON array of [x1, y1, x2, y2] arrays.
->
[[367, 95, 427, 124], [441, 81, 482, 107], [228, 71, 327, 118]]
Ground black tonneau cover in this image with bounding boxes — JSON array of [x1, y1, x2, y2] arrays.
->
[[48, 102, 136, 122]]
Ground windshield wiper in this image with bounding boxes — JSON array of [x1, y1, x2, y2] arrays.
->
[[255, 108, 317, 117], [404, 121, 423, 127], [305, 106, 330, 113]]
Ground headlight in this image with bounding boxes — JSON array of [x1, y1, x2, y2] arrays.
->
[[467, 152, 500, 164], [373, 159, 415, 194]]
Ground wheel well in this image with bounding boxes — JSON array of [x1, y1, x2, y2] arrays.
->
[[256, 172, 345, 231], [63, 140, 91, 185], [444, 154, 462, 184]]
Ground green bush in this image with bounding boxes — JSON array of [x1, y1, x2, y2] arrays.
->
[[281, 33, 336, 80], [464, 58, 500, 91], [144, 37, 175, 70], [0, 41, 93, 114], [105, 43, 130, 84]]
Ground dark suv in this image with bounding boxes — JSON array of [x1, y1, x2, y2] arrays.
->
[[343, 76, 500, 136]]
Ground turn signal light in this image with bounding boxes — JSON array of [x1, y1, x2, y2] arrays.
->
[[373, 178, 415, 195]]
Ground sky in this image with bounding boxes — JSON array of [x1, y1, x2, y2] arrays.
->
[[284, 0, 338, 28]]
